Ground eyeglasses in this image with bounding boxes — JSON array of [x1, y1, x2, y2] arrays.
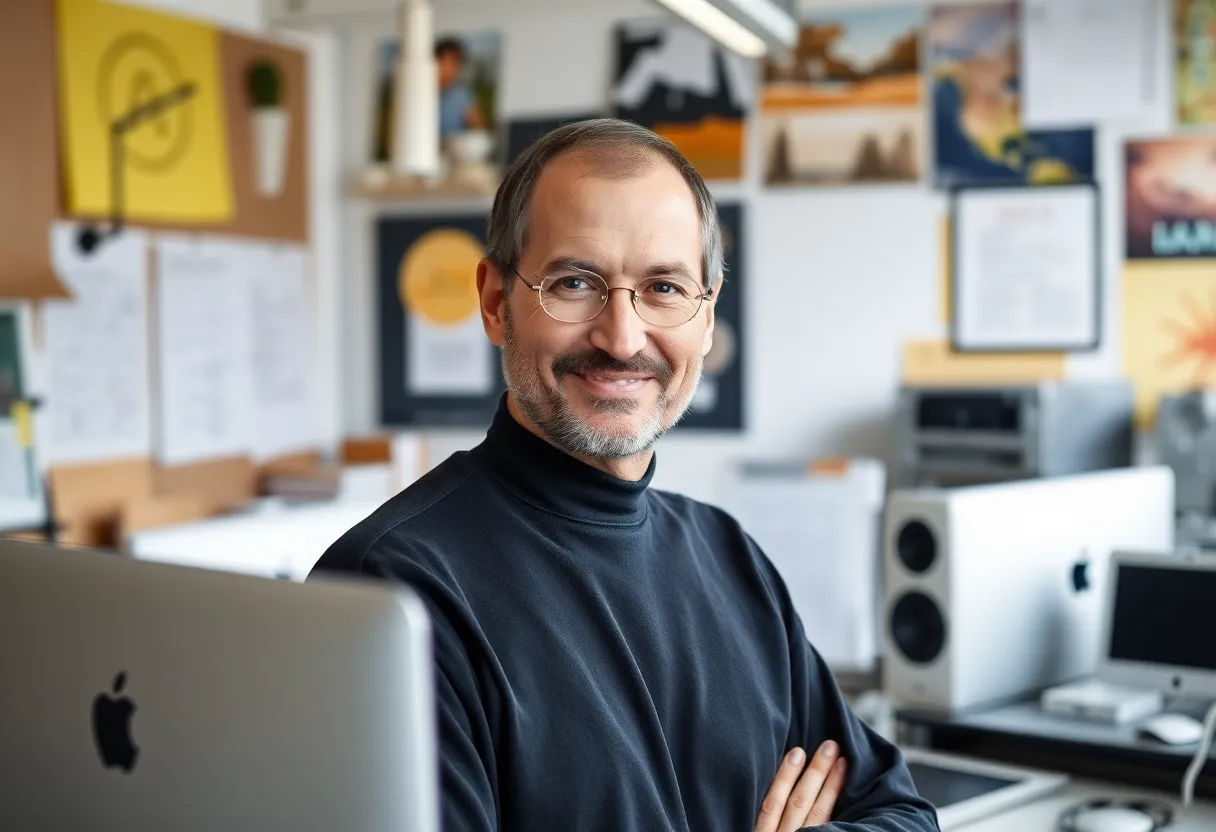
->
[[511, 266, 714, 327]]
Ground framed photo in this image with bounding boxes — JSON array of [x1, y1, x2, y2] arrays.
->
[[951, 181, 1100, 353]]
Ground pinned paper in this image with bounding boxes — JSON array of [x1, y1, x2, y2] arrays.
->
[[55, 0, 233, 223]]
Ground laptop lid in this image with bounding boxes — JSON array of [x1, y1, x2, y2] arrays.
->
[[0, 540, 438, 832]]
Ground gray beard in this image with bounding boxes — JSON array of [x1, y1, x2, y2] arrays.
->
[[501, 305, 701, 460]]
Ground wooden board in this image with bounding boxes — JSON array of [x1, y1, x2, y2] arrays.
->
[[0, 0, 69, 299], [154, 456, 258, 513], [49, 459, 155, 547]]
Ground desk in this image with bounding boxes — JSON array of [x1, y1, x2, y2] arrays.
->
[[957, 778, 1216, 831]]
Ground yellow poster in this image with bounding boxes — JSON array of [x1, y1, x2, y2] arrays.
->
[[1123, 261, 1216, 428], [56, 0, 233, 223]]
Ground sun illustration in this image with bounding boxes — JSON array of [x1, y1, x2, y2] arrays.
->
[[1158, 288, 1216, 387]]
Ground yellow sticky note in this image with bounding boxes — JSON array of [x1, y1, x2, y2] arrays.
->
[[1123, 260, 1216, 430], [56, 0, 233, 223], [901, 339, 1066, 387], [11, 402, 32, 450]]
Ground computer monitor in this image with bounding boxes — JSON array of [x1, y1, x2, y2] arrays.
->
[[1097, 550, 1216, 700], [0, 539, 438, 832]]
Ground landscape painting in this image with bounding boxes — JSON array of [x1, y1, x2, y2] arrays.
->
[[761, 5, 924, 187]]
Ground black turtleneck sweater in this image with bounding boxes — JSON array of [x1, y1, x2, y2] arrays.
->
[[310, 401, 938, 832]]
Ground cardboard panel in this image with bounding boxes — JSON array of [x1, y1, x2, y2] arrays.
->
[[154, 456, 258, 512], [49, 459, 156, 547], [118, 493, 212, 540], [216, 31, 308, 242], [0, 0, 69, 299]]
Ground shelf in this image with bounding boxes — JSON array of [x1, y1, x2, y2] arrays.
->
[[348, 169, 500, 201]]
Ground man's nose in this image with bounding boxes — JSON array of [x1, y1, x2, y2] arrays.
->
[[588, 287, 648, 360]]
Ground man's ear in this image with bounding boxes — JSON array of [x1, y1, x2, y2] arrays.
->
[[702, 274, 724, 357], [478, 258, 507, 347]]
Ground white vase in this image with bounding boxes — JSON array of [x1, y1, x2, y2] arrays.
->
[[253, 107, 290, 197]]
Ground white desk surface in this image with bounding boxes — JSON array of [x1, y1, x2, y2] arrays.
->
[[956, 777, 1216, 831]]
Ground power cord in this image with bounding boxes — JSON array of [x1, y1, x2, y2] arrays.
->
[[1182, 699, 1216, 807]]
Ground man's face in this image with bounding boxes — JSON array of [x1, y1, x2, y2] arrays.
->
[[437, 49, 462, 89], [482, 153, 717, 461]]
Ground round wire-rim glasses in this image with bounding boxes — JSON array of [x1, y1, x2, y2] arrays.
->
[[510, 266, 714, 328]]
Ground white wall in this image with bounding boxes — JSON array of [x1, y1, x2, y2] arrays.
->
[[270, 0, 1173, 506], [124, 0, 264, 29]]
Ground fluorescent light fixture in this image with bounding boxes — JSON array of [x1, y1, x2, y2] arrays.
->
[[651, 0, 797, 59]]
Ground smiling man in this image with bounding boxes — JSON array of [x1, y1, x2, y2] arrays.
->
[[311, 119, 938, 832]]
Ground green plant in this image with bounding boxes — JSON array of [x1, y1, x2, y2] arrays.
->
[[247, 60, 284, 108]]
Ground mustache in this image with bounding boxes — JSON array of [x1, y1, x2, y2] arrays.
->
[[552, 349, 674, 386]]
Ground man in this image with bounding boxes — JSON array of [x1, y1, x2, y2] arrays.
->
[[436, 37, 484, 141], [311, 119, 938, 832]]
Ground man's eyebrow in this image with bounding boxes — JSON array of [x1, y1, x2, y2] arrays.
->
[[539, 257, 604, 275], [644, 261, 697, 281]]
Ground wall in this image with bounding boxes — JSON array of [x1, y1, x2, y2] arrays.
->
[[270, 0, 1173, 506], [124, 0, 264, 29]]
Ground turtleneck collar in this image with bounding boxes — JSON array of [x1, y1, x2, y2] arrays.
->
[[472, 395, 654, 526]]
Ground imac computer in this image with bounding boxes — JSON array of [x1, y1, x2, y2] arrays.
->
[[0, 539, 439, 832], [1097, 550, 1216, 700]]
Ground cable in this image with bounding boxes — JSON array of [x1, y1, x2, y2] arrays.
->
[[1182, 700, 1216, 807]]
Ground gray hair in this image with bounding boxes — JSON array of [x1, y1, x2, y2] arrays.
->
[[485, 118, 724, 289]]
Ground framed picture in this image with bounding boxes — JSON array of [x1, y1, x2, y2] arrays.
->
[[951, 182, 1100, 352], [377, 213, 504, 427]]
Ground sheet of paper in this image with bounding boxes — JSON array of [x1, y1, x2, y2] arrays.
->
[[43, 224, 153, 466], [407, 315, 493, 395], [155, 236, 252, 466], [54, 0, 233, 222], [1021, 0, 1158, 127], [249, 245, 317, 461], [954, 185, 1098, 351], [0, 420, 34, 500], [726, 464, 883, 673]]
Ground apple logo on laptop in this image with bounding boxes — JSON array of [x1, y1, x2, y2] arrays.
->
[[92, 672, 139, 773]]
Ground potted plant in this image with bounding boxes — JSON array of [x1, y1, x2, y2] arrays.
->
[[247, 60, 289, 197]]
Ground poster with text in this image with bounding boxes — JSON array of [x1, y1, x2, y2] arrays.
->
[[677, 202, 745, 431], [1126, 135, 1216, 260], [378, 214, 503, 427], [929, 1, 1094, 189], [761, 4, 924, 187], [1176, 0, 1216, 125], [612, 20, 753, 181]]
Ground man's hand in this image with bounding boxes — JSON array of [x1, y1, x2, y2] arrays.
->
[[754, 741, 848, 832]]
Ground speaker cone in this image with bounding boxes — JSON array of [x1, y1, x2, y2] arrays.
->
[[896, 520, 937, 574], [890, 591, 946, 665]]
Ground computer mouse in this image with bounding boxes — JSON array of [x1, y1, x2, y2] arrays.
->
[[1072, 806, 1156, 832], [1137, 713, 1206, 745]]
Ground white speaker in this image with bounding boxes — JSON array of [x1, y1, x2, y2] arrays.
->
[[882, 467, 1175, 714]]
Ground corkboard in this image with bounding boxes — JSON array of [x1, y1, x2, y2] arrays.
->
[[1, 6, 309, 264], [0, 0, 69, 300], [214, 31, 309, 242]]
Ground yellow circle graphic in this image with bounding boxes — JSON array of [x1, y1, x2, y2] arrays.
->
[[399, 229, 484, 326]]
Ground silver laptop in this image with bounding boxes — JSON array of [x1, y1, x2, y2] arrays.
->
[[0, 539, 438, 832]]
